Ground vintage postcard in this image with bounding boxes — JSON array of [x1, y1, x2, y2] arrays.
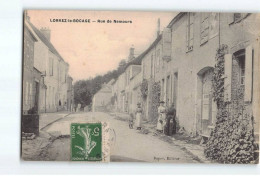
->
[[22, 10, 259, 163]]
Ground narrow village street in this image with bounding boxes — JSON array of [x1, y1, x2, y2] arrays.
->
[[22, 111, 206, 163], [20, 11, 260, 164]]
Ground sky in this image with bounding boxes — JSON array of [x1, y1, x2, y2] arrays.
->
[[28, 10, 177, 81]]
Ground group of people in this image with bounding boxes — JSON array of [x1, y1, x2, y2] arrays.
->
[[129, 101, 177, 136], [156, 101, 177, 136]]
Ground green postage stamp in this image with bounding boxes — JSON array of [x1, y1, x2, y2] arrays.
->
[[71, 122, 110, 162]]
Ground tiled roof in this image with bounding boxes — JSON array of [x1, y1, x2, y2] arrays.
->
[[141, 34, 162, 58], [95, 84, 112, 95], [24, 22, 38, 42], [28, 21, 66, 63], [124, 51, 145, 69], [120, 34, 162, 75]]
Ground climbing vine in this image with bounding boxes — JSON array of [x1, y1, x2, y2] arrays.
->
[[150, 81, 161, 123], [212, 44, 228, 110], [204, 44, 258, 164], [141, 79, 148, 99]]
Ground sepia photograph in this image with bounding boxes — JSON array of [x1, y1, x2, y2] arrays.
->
[[21, 10, 260, 163]]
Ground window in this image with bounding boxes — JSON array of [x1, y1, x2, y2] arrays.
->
[[173, 73, 178, 108], [235, 50, 246, 86], [186, 13, 194, 52], [166, 75, 171, 106], [151, 54, 154, 78], [127, 70, 130, 85], [239, 56, 245, 86], [49, 58, 54, 76], [53, 87, 55, 106], [161, 79, 165, 101], [156, 49, 160, 72], [48, 86, 51, 107], [142, 62, 145, 78], [200, 13, 209, 45]]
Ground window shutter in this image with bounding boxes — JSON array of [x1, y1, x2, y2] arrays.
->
[[224, 54, 232, 102], [162, 27, 171, 61], [244, 45, 253, 102]]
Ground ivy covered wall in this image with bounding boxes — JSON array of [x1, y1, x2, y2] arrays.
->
[[204, 45, 258, 164]]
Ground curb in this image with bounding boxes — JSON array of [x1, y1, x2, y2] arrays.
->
[[40, 113, 71, 131], [144, 126, 208, 163]]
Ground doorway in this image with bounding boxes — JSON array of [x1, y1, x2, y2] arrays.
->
[[201, 69, 216, 136], [173, 72, 178, 109], [34, 81, 39, 113]]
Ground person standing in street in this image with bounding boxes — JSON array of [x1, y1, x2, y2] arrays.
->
[[129, 113, 134, 129], [156, 100, 166, 133], [165, 102, 176, 136], [135, 102, 143, 130]]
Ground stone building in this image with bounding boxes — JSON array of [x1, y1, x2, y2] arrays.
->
[[117, 69, 127, 112], [140, 26, 172, 121], [107, 13, 260, 143], [123, 13, 259, 141], [111, 78, 118, 111], [141, 35, 162, 120], [124, 64, 142, 114], [23, 20, 45, 114], [27, 21, 70, 113], [112, 48, 145, 114], [128, 71, 142, 115], [162, 12, 260, 140], [92, 82, 113, 112]]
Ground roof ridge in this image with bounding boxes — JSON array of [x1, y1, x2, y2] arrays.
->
[[27, 21, 67, 64]]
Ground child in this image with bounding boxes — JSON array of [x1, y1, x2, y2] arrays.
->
[[129, 113, 134, 129], [157, 100, 166, 133]]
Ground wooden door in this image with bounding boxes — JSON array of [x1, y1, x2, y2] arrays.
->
[[201, 70, 213, 136]]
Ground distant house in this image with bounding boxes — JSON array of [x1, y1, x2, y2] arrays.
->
[[116, 70, 127, 112], [141, 34, 163, 120], [125, 64, 142, 114], [92, 83, 113, 112], [128, 71, 142, 115], [111, 48, 145, 113]]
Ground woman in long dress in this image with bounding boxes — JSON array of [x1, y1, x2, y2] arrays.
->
[[135, 103, 143, 130], [157, 100, 166, 133]]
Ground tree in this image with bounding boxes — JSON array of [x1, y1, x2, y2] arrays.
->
[[117, 59, 126, 74], [74, 57, 138, 107]]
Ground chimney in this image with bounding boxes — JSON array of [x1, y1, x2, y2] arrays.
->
[[40, 27, 51, 41], [128, 45, 135, 62], [157, 18, 160, 37]]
